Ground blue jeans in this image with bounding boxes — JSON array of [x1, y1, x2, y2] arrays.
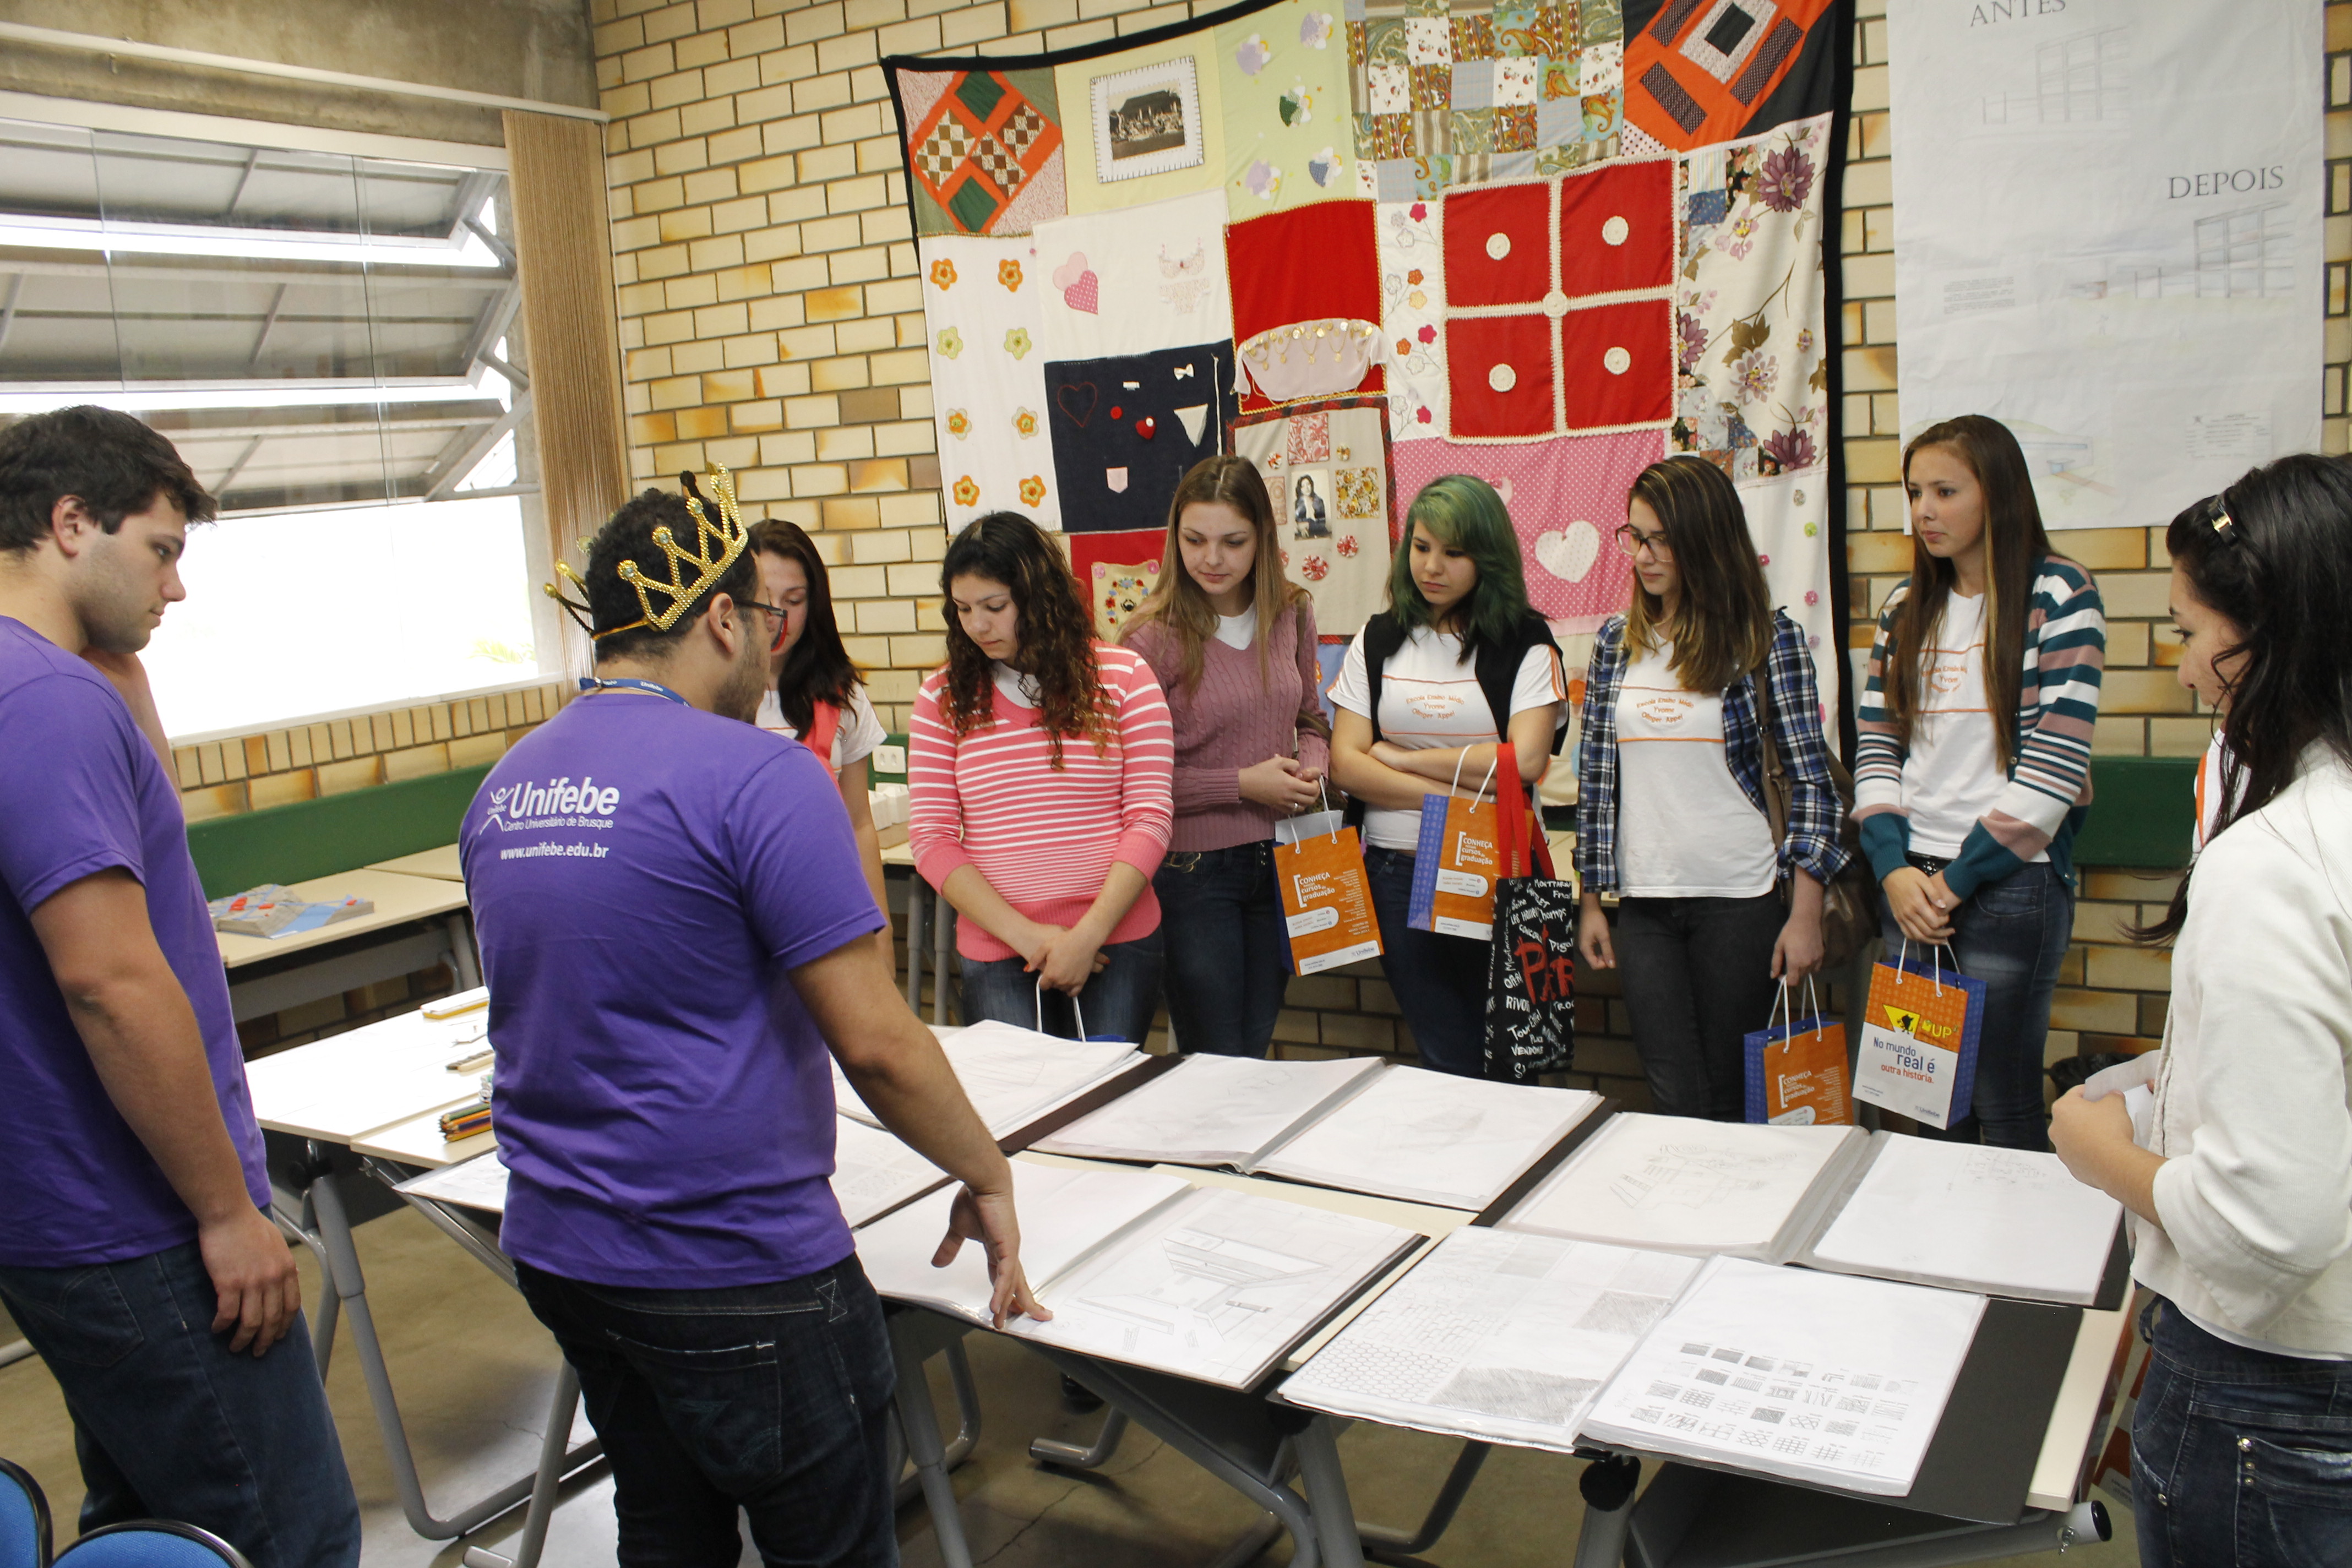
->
[[1614, 893, 1785, 1121], [1364, 847, 1489, 1077], [958, 928, 1164, 1044], [514, 1253, 897, 1568], [0, 1239, 359, 1568], [2133, 1297, 2352, 1568], [1877, 859, 2071, 1150], [1154, 843, 1287, 1057]]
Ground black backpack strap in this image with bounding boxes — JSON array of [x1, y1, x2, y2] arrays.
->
[[1474, 614, 1567, 757], [1344, 614, 1406, 835]]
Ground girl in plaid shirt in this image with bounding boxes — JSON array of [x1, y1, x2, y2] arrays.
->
[[1576, 456, 1851, 1121]]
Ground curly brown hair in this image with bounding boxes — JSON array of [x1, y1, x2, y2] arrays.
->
[[938, 512, 1113, 767]]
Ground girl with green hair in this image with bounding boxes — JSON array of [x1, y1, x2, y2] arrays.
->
[[1328, 475, 1567, 1076]]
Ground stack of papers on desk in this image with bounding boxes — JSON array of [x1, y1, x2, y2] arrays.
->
[[1580, 1256, 1985, 1497], [831, 1117, 950, 1228], [833, 1023, 1144, 1139], [1498, 1113, 1866, 1261], [1038, 1057, 1599, 1211], [1800, 1135, 2122, 1304], [860, 1164, 1421, 1390], [1282, 1228, 1702, 1452], [398, 1152, 511, 1213]]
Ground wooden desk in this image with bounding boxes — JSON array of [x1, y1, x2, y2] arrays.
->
[[219, 868, 477, 1022], [367, 843, 466, 883]]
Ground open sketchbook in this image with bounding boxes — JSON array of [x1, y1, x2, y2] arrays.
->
[[1498, 1113, 1868, 1261], [395, 1114, 950, 1229], [1281, 1228, 1703, 1454], [1581, 1256, 1986, 1498], [1038, 1057, 1599, 1211], [1800, 1134, 2122, 1305], [863, 1167, 1422, 1390], [832, 1022, 1144, 1139]]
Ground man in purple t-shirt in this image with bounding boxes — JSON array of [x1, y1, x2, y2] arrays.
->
[[467, 482, 1042, 1567], [0, 407, 359, 1565]]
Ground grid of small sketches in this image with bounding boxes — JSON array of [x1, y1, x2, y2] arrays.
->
[[1805, 1136, 2122, 1304], [397, 1150, 512, 1214], [832, 1022, 1144, 1138], [1582, 1256, 1986, 1498], [1499, 1112, 1864, 1257], [830, 1116, 950, 1229], [1033, 1053, 1383, 1167], [1013, 1185, 1420, 1389], [1282, 1228, 1701, 1453], [854, 1159, 1194, 1326], [1254, 1068, 1602, 1210]]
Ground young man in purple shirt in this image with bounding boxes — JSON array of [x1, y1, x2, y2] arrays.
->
[[0, 407, 360, 1565], [467, 480, 1042, 1567]]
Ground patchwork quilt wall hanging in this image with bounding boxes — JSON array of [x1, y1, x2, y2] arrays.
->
[[889, 0, 1848, 707]]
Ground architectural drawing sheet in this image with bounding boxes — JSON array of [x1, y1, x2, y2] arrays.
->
[[1033, 1053, 1384, 1166], [856, 1159, 1194, 1325], [1889, 0, 2323, 530], [1805, 1136, 2121, 1304], [830, 1116, 950, 1229], [1014, 1186, 1420, 1389], [833, 1023, 1142, 1137], [1282, 1228, 1702, 1454], [1583, 1256, 1986, 1498], [1256, 1069, 1602, 1211], [1498, 1114, 1864, 1257], [397, 1150, 511, 1213]]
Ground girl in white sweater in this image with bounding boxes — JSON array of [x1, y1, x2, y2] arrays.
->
[[2051, 453, 2352, 1568]]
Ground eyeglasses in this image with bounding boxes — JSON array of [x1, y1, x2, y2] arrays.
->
[[1613, 524, 1672, 559], [739, 600, 793, 652]]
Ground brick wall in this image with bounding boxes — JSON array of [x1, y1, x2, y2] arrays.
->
[[581, 0, 2346, 1101]]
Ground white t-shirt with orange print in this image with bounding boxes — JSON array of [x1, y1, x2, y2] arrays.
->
[[1898, 591, 2048, 863], [1331, 625, 1567, 851], [1614, 641, 1779, 899]]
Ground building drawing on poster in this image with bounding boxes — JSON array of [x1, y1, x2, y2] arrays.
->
[[1888, 0, 2322, 529]]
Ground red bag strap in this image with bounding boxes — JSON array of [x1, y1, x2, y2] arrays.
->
[[1494, 742, 1528, 878], [802, 700, 843, 774]]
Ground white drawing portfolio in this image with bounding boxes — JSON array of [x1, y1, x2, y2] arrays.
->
[[833, 1022, 1145, 1139]]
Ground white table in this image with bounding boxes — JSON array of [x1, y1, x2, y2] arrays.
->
[[219, 868, 478, 1022], [366, 844, 466, 883], [883, 842, 955, 1025]]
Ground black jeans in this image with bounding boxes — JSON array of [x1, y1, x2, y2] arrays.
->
[[1365, 847, 1490, 1076], [1877, 859, 2071, 1150], [515, 1254, 898, 1568], [0, 1238, 360, 1568], [1613, 892, 1784, 1121], [1155, 842, 1287, 1057], [2133, 1297, 2352, 1567]]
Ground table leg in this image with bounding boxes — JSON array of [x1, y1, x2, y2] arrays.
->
[[1569, 1453, 1641, 1568], [460, 1361, 584, 1568], [904, 877, 928, 1012], [932, 900, 954, 1026], [447, 912, 483, 992], [889, 1319, 976, 1568], [1294, 1417, 1368, 1568], [308, 1172, 599, 1542], [1030, 1408, 1130, 1469]]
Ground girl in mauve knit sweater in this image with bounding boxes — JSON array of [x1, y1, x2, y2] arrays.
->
[[910, 513, 1173, 1048], [1120, 456, 1332, 1057]]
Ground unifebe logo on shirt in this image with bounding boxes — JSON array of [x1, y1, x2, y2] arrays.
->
[[483, 775, 622, 831]]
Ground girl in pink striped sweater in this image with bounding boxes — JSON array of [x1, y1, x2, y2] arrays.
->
[[1121, 456, 1332, 1058], [910, 513, 1174, 1046]]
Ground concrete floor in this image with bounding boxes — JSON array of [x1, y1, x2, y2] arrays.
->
[[0, 1207, 2144, 1567]]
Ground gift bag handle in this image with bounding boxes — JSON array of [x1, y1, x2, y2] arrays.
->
[[1033, 977, 1090, 1043]]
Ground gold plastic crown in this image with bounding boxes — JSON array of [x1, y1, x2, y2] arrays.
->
[[545, 465, 750, 641]]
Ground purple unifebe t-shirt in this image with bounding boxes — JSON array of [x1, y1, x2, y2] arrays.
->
[[461, 690, 884, 1288], [0, 617, 270, 1268]]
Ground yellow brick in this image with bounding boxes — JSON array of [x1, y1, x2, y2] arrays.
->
[[850, 459, 908, 492], [2086, 947, 2173, 993], [179, 782, 248, 821], [2102, 669, 2197, 715], [756, 366, 803, 399], [2060, 527, 2146, 571], [247, 770, 316, 809], [815, 424, 873, 461], [1846, 529, 1914, 574], [809, 356, 870, 393], [630, 412, 678, 445], [383, 744, 453, 783], [702, 369, 758, 402], [786, 394, 840, 429], [450, 732, 510, 769], [676, 406, 731, 439], [650, 374, 701, 411], [2048, 988, 2138, 1035], [316, 757, 384, 796], [732, 400, 785, 432], [804, 285, 864, 323]]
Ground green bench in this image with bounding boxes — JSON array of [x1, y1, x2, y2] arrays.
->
[[187, 765, 492, 901]]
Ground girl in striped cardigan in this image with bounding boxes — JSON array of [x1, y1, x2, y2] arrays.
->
[[1855, 415, 2105, 1150]]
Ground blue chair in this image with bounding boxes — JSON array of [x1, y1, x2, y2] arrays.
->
[[0, 1458, 50, 1568], [50, 1524, 251, 1568]]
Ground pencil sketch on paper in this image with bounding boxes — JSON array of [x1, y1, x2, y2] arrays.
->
[[1605, 1144, 1800, 1212]]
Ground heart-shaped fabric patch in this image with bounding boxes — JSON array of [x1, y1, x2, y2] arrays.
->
[[1053, 252, 1100, 314], [1055, 382, 1098, 427], [1533, 520, 1601, 584], [1135, 417, 1156, 439]]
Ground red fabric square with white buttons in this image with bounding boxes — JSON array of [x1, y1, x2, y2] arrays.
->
[[1560, 299, 1672, 431], [1557, 160, 1675, 299], [1442, 182, 1553, 308], [1444, 313, 1556, 439]]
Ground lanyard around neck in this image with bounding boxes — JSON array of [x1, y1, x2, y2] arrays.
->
[[579, 676, 689, 706]]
